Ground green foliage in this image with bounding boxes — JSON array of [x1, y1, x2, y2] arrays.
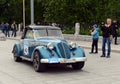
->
[[62, 27, 90, 35], [1, 0, 120, 24], [62, 28, 75, 34], [0, 0, 120, 36]]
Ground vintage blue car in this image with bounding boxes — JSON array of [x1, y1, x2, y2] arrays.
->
[[12, 25, 87, 72]]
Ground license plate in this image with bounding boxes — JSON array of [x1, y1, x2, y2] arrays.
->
[[49, 58, 59, 63]]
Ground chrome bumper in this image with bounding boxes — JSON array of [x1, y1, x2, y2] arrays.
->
[[40, 57, 87, 63]]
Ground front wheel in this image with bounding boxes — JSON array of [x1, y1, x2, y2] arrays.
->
[[33, 51, 47, 72], [72, 62, 85, 70], [13, 46, 22, 62]]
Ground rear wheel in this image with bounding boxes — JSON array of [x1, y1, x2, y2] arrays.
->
[[72, 62, 85, 70], [33, 51, 47, 72], [13, 46, 22, 62]]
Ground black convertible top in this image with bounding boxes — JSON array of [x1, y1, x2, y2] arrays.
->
[[21, 25, 61, 39], [26, 25, 61, 30]]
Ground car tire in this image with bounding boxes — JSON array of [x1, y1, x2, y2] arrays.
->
[[72, 62, 85, 70], [13, 46, 22, 62], [33, 51, 47, 72]]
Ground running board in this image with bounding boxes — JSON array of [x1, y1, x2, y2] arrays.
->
[[21, 56, 32, 62]]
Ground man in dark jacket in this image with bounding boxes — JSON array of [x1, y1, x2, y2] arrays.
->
[[101, 18, 113, 58], [112, 20, 119, 45], [11, 21, 18, 37]]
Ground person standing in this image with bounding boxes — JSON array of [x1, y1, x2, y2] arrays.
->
[[20, 23, 23, 32], [89, 24, 99, 54], [101, 18, 113, 58], [0, 22, 5, 34], [11, 21, 18, 37], [112, 20, 119, 45], [4, 22, 10, 37]]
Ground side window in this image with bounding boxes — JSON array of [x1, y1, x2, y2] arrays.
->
[[34, 30, 40, 37], [25, 30, 34, 39]]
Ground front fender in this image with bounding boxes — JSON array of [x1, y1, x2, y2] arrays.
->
[[12, 43, 21, 57], [70, 46, 86, 58], [31, 46, 56, 61]]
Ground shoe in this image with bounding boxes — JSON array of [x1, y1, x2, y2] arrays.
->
[[94, 52, 98, 54], [106, 56, 110, 58], [115, 43, 118, 45], [89, 52, 93, 54], [100, 55, 105, 57]]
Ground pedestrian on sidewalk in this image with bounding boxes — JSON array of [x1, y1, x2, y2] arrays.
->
[[89, 24, 99, 54], [112, 20, 119, 45], [4, 22, 10, 37], [101, 18, 113, 58], [0, 22, 5, 34], [19, 22, 24, 32], [11, 21, 18, 37]]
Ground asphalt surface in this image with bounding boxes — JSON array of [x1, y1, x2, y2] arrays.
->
[[0, 40, 120, 84]]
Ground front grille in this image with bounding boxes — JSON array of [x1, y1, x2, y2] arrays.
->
[[57, 42, 71, 59]]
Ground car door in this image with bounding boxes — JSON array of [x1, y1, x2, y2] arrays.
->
[[23, 29, 34, 57]]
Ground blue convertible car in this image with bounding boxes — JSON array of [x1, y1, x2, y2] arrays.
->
[[12, 25, 87, 72]]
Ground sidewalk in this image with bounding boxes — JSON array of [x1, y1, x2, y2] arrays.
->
[[68, 40, 120, 53], [65, 34, 120, 53], [6, 35, 120, 53], [64, 34, 120, 43]]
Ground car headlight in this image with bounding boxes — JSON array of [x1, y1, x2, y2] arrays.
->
[[70, 42, 77, 49], [47, 43, 54, 50]]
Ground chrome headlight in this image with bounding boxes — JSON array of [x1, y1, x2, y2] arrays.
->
[[70, 42, 77, 49], [47, 43, 54, 50]]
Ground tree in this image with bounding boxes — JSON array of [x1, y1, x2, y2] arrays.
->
[[0, 0, 120, 27]]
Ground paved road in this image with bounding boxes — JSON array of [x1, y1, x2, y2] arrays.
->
[[0, 40, 120, 84]]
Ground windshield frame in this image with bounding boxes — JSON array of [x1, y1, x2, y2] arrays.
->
[[33, 28, 64, 40]]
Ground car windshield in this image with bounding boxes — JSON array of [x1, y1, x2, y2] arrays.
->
[[33, 29, 63, 39]]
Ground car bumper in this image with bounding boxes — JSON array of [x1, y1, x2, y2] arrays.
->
[[40, 57, 87, 63]]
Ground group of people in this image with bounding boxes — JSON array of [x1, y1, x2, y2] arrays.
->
[[90, 18, 119, 58], [0, 21, 23, 37]]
